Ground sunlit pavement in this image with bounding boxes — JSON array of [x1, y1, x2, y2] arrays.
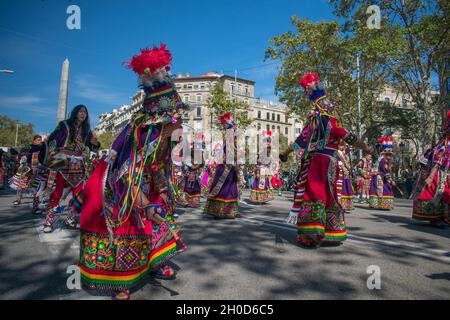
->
[[0, 188, 449, 300]]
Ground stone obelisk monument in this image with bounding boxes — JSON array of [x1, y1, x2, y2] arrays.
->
[[56, 58, 70, 123]]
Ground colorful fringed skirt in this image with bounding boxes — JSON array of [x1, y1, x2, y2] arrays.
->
[[79, 161, 186, 293], [338, 177, 354, 211], [204, 164, 239, 218], [412, 170, 449, 222], [8, 174, 30, 191], [249, 177, 274, 204], [184, 176, 201, 207], [293, 152, 347, 246], [368, 176, 394, 210]]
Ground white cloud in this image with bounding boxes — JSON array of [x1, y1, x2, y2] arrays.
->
[[0, 95, 44, 106], [0, 95, 55, 116], [74, 75, 127, 106]]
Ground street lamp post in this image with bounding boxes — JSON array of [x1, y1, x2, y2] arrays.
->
[[356, 53, 362, 160], [14, 122, 19, 147], [399, 141, 405, 173], [332, 45, 363, 159]]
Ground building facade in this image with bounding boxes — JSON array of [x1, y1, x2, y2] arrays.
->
[[95, 72, 303, 145]]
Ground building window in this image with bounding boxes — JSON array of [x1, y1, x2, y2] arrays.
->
[[266, 113, 270, 120], [402, 98, 408, 108], [285, 127, 288, 135], [384, 97, 390, 104], [272, 125, 275, 130], [196, 106, 202, 118], [230, 84, 235, 93], [200, 83, 206, 89], [196, 94, 202, 102], [257, 123, 261, 130], [194, 84, 199, 89], [272, 113, 275, 121], [277, 114, 280, 122], [187, 84, 193, 90], [245, 86, 249, 96], [266, 124, 270, 131], [183, 95, 189, 103], [257, 111, 261, 119], [277, 126, 280, 132]]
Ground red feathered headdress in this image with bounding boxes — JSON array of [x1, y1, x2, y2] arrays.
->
[[299, 72, 319, 93], [219, 112, 234, 128], [125, 43, 172, 76], [262, 130, 272, 136]]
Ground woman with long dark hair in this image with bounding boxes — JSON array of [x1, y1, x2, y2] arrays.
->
[[43, 104, 100, 233]]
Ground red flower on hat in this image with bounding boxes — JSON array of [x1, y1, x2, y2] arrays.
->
[[125, 43, 172, 76]]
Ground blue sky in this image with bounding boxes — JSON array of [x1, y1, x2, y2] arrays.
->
[[0, 0, 336, 134]]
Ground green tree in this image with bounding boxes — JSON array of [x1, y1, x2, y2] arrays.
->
[[96, 131, 116, 150], [206, 81, 253, 130], [328, 0, 450, 150], [0, 115, 36, 148], [265, 0, 449, 154], [279, 133, 294, 172], [264, 17, 398, 144]]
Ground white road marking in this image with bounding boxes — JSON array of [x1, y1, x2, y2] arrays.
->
[[239, 200, 258, 207]]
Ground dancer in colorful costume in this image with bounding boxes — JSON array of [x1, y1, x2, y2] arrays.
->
[[22, 135, 50, 214], [270, 170, 283, 196], [355, 152, 373, 203], [280, 72, 369, 248], [42, 105, 100, 233], [368, 137, 395, 210], [9, 135, 43, 205], [337, 142, 354, 212], [204, 112, 240, 219], [9, 156, 32, 205], [411, 112, 450, 228], [78, 44, 188, 299], [182, 141, 204, 208], [250, 130, 275, 204]]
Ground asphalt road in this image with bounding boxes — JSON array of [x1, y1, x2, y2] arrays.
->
[[0, 188, 449, 300]]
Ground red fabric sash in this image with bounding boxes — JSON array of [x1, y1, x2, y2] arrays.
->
[[79, 160, 108, 234]]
